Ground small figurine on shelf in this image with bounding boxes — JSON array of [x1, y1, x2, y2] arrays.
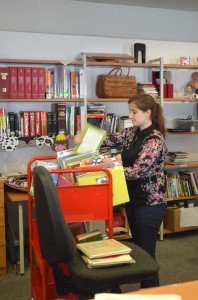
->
[[52, 132, 70, 152], [184, 72, 198, 98]]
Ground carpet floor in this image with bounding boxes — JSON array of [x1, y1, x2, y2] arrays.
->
[[0, 230, 197, 299]]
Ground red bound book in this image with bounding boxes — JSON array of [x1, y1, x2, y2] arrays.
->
[[31, 67, 39, 99], [167, 84, 174, 98], [38, 68, 46, 99], [29, 111, 36, 137], [40, 110, 47, 135], [22, 111, 30, 137], [35, 111, 41, 136], [18, 67, 25, 98], [9, 66, 18, 98], [24, 67, 32, 99], [0, 67, 10, 99]]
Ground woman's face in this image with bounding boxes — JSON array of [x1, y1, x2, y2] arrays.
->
[[128, 102, 152, 130]]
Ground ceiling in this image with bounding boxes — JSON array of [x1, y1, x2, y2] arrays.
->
[[74, 0, 198, 12]]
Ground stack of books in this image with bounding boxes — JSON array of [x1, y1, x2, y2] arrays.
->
[[77, 238, 135, 268], [165, 151, 189, 164], [137, 82, 158, 99]]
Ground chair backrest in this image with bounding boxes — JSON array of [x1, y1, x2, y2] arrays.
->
[[33, 166, 76, 264]]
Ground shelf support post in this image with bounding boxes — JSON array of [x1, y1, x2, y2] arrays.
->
[[82, 53, 88, 127]]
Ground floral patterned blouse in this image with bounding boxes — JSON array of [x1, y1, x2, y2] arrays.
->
[[104, 124, 167, 206]]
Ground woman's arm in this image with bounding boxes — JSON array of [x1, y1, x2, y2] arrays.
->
[[124, 137, 166, 180], [104, 129, 130, 147]]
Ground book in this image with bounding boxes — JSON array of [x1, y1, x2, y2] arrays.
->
[[24, 67, 32, 99], [82, 253, 135, 268], [31, 67, 39, 99], [77, 165, 130, 206], [29, 111, 36, 137], [76, 238, 131, 259], [17, 67, 25, 98], [76, 229, 103, 243], [77, 154, 129, 205], [57, 149, 99, 168], [0, 67, 10, 99], [38, 67, 46, 99], [73, 123, 106, 154], [9, 66, 18, 99]]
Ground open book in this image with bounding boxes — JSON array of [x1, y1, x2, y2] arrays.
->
[[77, 238, 131, 259], [82, 253, 135, 268], [74, 123, 106, 154]]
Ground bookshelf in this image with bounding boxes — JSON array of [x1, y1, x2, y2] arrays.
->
[[1, 54, 198, 238]]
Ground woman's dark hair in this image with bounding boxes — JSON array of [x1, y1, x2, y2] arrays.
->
[[128, 94, 166, 137]]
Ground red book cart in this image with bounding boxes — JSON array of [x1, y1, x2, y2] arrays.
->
[[27, 155, 113, 300]]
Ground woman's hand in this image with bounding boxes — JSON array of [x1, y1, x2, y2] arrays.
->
[[73, 131, 83, 145]]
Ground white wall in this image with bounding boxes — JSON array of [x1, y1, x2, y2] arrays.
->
[[0, 31, 197, 173], [0, 0, 198, 43]]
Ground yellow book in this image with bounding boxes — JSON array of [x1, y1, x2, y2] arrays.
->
[[77, 165, 129, 206]]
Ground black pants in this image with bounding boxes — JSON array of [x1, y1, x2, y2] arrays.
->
[[125, 202, 167, 288]]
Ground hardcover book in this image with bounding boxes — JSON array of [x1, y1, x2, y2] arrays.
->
[[18, 67, 25, 98], [24, 67, 32, 99], [29, 111, 36, 137], [31, 67, 39, 99], [0, 67, 10, 99], [76, 238, 131, 259], [38, 67, 46, 99], [82, 253, 134, 268], [76, 230, 102, 243], [9, 66, 18, 99], [77, 165, 130, 206], [73, 123, 106, 154]]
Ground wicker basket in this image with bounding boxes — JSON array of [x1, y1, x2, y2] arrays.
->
[[96, 68, 137, 98]]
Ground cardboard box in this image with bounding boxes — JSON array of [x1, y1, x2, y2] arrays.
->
[[164, 207, 198, 231], [164, 207, 180, 231], [0, 226, 5, 245], [0, 245, 6, 268], [0, 189, 4, 207]]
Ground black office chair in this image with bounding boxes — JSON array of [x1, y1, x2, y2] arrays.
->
[[33, 166, 159, 298]]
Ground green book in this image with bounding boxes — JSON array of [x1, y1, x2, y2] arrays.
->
[[73, 123, 106, 154]]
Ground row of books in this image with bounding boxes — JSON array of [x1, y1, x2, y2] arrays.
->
[[0, 66, 46, 99], [0, 104, 106, 138], [0, 108, 48, 137], [0, 66, 85, 100], [165, 171, 198, 199], [0, 103, 123, 138], [46, 67, 84, 99]]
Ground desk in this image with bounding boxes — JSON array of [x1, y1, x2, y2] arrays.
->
[[5, 189, 28, 275], [131, 280, 198, 300]]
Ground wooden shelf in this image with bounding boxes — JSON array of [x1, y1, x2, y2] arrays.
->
[[164, 98, 198, 103], [167, 131, 198, 135], [70, 60, 163, 68], [165, 161, 198, 170], [164, 64, 198, 69], [0, 58, 62, 65], [167, 196, 197, 202], [0, 97, 129, 103]]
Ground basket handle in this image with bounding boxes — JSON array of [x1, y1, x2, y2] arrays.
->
[[108, 67, 131, 76], [108, 68, 122, 76]]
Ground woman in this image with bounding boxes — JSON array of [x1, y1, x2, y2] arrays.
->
[[104, 94, 167, 288]]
